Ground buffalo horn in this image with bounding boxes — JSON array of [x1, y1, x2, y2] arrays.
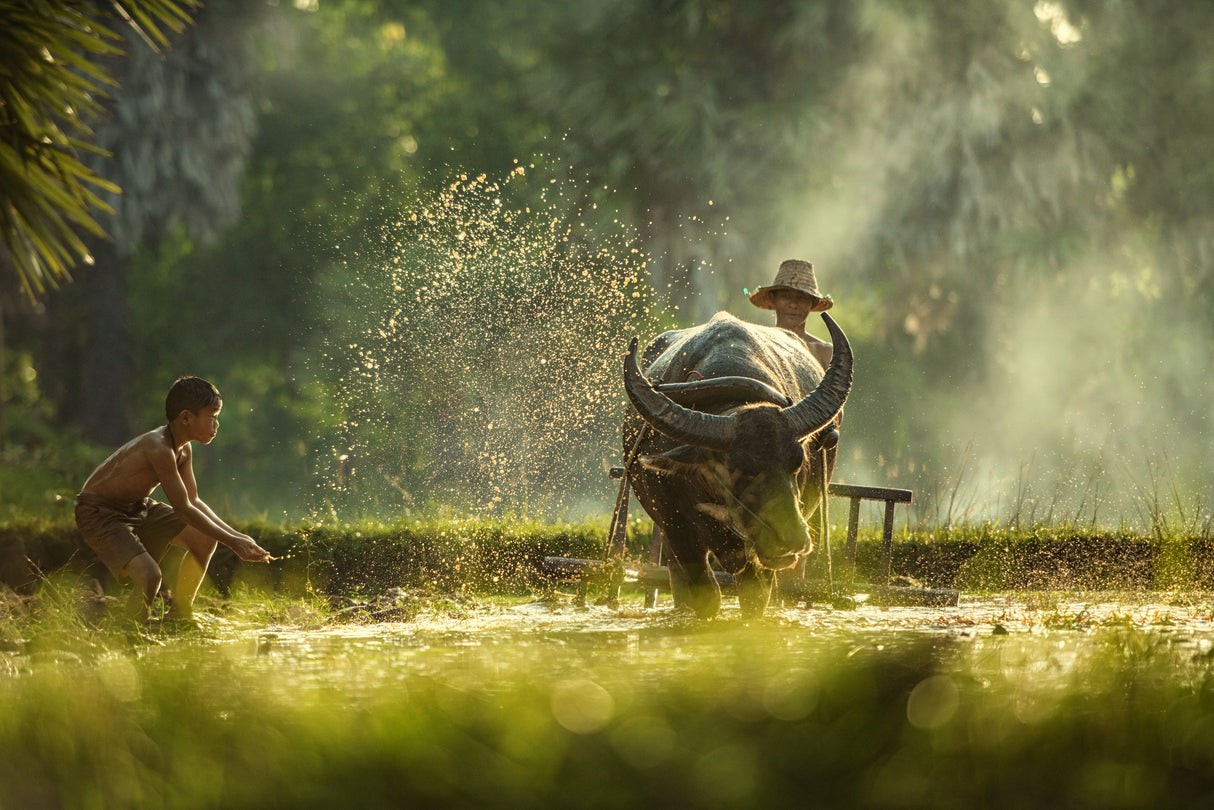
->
[[781, 312, 853, 439], [623, 338, 737, 450], [655, 376, 793, 409]]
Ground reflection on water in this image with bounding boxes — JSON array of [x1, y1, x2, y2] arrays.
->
[[187, 593, 1214, 699]]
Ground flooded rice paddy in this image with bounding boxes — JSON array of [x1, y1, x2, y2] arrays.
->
[[7, 590, 1214, 807], [166, 591, 1214, 697]]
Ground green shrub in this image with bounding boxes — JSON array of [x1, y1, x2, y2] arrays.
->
[[6, 515, 1214, 599]]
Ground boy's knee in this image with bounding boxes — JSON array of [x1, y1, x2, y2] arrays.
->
[[124, 553, 162, 589], [173, 529, 217, 564]]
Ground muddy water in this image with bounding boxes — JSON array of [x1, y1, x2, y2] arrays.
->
[[194, 593, 1214, 698]]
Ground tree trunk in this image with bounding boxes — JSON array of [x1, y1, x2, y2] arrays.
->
[[0, 301, 6, 448], [83, 239, 134, 446]]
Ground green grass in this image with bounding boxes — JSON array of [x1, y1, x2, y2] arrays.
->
[[6, 553, 1214, 808], [7, 510, 1214, 606], [4, 589, 1214, 808]]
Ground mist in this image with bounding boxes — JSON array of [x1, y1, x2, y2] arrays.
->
[[745, 1, 1214, 532], [7, 1, 1210, 535]]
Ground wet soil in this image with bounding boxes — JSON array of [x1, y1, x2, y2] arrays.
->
[[180, 591, 1214, 696]]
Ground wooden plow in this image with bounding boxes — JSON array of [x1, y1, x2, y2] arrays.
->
[[544, 466, 959, 609]]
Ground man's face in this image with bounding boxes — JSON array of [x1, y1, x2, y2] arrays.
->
[[773, 290, 813, 326]]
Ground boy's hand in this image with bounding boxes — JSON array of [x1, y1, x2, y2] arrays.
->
[[232, 535, 273, 563]]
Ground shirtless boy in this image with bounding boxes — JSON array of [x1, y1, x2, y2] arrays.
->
[[75, 376, 270, 622]]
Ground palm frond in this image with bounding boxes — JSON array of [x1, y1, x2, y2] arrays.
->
[[0, 0, 200, 298]]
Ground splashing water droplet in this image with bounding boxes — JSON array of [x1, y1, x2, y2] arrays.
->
[[315, 162, 675, 520]]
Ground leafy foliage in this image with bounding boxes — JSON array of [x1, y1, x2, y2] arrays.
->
[[3, 0, 1214, 529], [0, 0, 198, 297]]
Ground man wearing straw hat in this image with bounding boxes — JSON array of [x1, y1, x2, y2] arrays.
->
[[747, 259, 835, 369]]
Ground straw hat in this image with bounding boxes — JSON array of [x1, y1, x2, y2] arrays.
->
[[747, 259, 833, 312]]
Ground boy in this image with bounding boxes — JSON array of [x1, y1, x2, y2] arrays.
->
[[75, 376, 270, 622]]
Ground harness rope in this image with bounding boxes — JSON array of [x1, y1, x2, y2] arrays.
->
[[608, 367, 701, 554]]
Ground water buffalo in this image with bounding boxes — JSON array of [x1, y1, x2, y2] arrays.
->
[[622, 311, 852, 617]]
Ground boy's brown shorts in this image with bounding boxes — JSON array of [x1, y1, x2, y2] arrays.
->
[[75, 493, 186, 577]]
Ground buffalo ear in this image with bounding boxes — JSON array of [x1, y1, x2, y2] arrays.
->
[[637, 444, 711, 475]]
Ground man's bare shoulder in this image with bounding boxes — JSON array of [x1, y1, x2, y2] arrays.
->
[[80, 428, 177, 502], [798, 333, 834, 369], [802, 332, 831, 348]]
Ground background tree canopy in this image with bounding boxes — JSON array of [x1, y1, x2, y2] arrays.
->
[[2, 0, 1211, 530]]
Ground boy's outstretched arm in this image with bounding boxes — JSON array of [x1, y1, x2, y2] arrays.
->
[[194, 496, 271, 562], [153, 442, 271, 562]]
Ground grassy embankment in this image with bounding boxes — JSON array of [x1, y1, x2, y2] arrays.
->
[[5, 433, 1211, 598], [4, 511, 1214, 602]]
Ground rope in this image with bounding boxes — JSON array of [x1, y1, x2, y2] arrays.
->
[[818, 445, 833, 592]]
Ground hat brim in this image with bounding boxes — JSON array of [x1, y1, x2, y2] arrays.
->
[[748, 286, 833, 312]]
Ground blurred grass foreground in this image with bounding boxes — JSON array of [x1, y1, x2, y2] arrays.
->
[[3, 606, 1214, 809], [4, 516, 1214, 807]]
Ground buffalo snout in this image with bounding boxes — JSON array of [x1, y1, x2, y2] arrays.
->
[[745, 481, 812, 569]]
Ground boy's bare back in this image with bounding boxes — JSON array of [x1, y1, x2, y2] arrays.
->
[[80, 426, 185, 505]]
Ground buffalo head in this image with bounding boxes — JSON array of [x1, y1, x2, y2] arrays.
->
[[623, 313, 852, 570]]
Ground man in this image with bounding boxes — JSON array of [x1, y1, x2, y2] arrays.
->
[[747, 259, 834, 368]]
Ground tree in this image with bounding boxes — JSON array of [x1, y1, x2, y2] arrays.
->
[[36, 0, 264, 445], [0, 0, 197, 297], [416, 0, 866, 320], [0, 0, 200, 447]]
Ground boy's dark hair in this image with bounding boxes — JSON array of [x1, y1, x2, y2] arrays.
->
[[165, 376, 222, 421]]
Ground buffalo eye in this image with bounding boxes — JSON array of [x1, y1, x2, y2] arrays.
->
[[785, 442, 806, 474]]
